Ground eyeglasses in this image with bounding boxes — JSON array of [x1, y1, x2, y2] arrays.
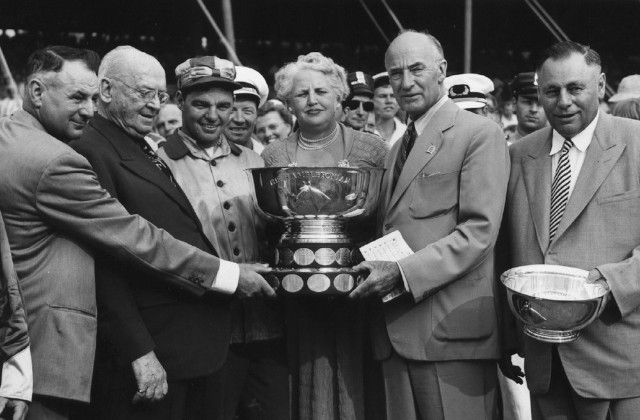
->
[[109, 77, 170, 104], [345, 99, 374, 112]]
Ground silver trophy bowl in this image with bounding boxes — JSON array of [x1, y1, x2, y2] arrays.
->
[[501, 264, 610, 343], [246, 166, 385, 295]]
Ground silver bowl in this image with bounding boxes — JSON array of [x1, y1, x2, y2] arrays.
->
[[245, 167, 385, 222], [501, 265, 610, 343]]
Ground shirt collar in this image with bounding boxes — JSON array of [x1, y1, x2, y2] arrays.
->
[[550, 111, 599, 156], [411, 94, 449, 136], [175, 129, 242, 160]]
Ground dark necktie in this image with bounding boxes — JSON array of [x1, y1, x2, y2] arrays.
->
[[138, 140, 179, 188], [549, 138, 574, 241], [392, 121, 416, 192]]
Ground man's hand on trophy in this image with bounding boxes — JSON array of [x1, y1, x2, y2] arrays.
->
[[349, 261, 401, 299], [236, 263, 277, 299]]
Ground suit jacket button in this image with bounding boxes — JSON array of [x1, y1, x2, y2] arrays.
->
[[233, 248, 240, 256], [210, 160, 217, 166], [228, 222, 236, 232], [217, 180, 224, 187]]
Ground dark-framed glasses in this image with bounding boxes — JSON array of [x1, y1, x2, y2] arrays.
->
[[345, 99, 374, 112], [109, 77, 170, 104]]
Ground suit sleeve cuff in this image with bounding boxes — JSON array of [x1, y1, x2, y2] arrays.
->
[[0, 347, 32, 401], [396, 261, 411, 292], [211, 260, 239, 294]]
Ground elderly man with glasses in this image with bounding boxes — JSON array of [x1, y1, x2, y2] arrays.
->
[[70, 46, 275, 419]]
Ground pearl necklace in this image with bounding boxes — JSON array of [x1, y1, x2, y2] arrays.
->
[[297, 124, 339, 151]]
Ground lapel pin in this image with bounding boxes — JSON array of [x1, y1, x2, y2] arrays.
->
[[427, 145, 436, 155]]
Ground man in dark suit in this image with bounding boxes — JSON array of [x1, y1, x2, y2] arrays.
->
[[0, 46, 274, 420], [70, 46, 273, 419], [504, 41, 640, 420], [351, 30, 509, 420]]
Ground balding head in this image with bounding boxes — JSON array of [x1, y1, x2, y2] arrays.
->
[[385, 31, 447, 119], [97, 46, 167, 138]]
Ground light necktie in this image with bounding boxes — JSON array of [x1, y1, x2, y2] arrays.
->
[[549, 138, 574, 241], [391, 121, 416, 192]]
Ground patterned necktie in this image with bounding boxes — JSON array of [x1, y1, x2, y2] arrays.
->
[[392, 121, 416, 192], [138, 140, 179, 188], [549, 138, 574, 241]]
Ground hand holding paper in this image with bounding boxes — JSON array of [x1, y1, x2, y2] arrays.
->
[[350, 231, 414, 301]]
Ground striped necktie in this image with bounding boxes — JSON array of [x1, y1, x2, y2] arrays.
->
[[549, 138, 574, 241], [138, 139, 179, 188], [391, 121, 416, 192]]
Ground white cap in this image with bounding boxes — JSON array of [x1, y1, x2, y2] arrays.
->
[[444, 73, 494, 110], [234, 66, 269, 107]]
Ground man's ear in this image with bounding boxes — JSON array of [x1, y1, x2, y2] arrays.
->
[[597, 72, 606, 100], [99, 78, 113, 104], [27, 78, 46, 108], [176, 90, 185, 110], [437, 59, 448, 84]]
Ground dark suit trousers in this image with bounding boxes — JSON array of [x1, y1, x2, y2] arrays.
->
[[199, 338, 290, 420], [531, 348, 640, 420], [382, 351, 497, 420], [84, 354, 216, 420]]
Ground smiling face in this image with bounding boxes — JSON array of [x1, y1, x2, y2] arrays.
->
[[288, 69, 339, 134], [385, 32, 447, 119], [537, 52, 605, 138], [105, 63, 167, 139], [255, 110, 291, 144], [36, 60, 98, 141], [224, 97, 258, 147], [179, 86, 233, 147]]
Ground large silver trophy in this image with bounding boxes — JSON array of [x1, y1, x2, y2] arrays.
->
[[501, 265, 610, 343], [246, 166, 385, 296]]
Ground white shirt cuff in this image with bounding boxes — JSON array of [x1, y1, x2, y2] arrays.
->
[[211, 260, 239, 294], [396, 262, 411, 292], [0, 346, 32, 402]]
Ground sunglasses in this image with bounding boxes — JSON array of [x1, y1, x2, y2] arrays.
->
[[345, 99, 374, 112]]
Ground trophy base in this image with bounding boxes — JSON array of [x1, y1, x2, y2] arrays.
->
[[524, 326, 580, 343], [265, 268, 361, 296]]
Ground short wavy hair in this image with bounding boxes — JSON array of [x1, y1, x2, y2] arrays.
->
[[274, 52, 349, 103]]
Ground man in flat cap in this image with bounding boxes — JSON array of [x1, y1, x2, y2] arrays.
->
[[224, 66, 269, 154], [342, 71, 375, 131], [508, 72, 548, 145], [70, 47, 275, 419], [444, 73, 495, 116], [372, 71, 406, 146], [157, 56, 289, 420]]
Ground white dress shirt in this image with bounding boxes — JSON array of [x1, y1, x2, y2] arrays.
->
[[549, 112, 599, 199]]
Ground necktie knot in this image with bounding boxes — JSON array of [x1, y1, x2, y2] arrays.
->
[[391, 122, 417, 192], [561, 138, 574, 154]]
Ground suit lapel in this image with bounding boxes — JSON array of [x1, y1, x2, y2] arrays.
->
[[91, 116, 197, 219], [522, 134, 553, 253], [386, 100, 455, 214], [552, 114, 624, 242]]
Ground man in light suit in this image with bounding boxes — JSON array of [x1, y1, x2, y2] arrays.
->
[[351, 30, 510, 420], [0, 211, 30, 420], [504, 41, 640, 419], [0, 46, 274, 420]]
